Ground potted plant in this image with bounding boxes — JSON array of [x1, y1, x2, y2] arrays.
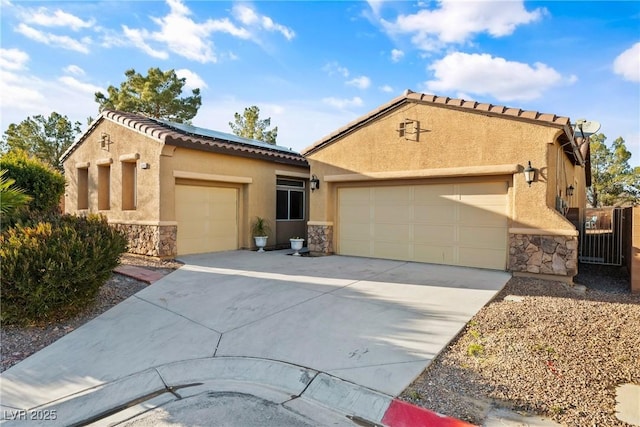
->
[[251, 217, 271, 252], [289, 237, 304, 256]]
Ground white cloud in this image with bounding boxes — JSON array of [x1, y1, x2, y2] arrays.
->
[[58, 76, 103, 95], [122, 0, 250, 63], [16, 23, 91, 54], [381, 0, 544, 51], [120, 1, 293, 63], [613, 42, 640, 83], [122, 26, 169, 59], [0, 48, 29, 71], [23, 7, 94, 31], [0, 70, 46, 112], [64, 64, 85, 76], [233, 4, 295, 40], [367, 0, 384, 16], [425, 52, 568, 102], [379, 84, 394, 93], [323, 61, 349, 78], [346, 75, 371, 89], [390, 48, 404, 62], [176, 69, 208, 90], [322, 96, 364, 110]]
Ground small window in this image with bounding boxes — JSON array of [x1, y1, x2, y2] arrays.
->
[[77, 167, 89, 209], [122, 161, 137, 210], [276, 178, 305, 220], [98, 164, 110, 210]]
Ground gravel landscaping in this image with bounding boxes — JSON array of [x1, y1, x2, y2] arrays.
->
[[1, 257, 637, 427], [401, 264, 639, 427]]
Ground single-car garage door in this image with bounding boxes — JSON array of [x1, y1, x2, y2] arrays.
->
[[338, 182, 508, 270], [175, 185, 238, 255]]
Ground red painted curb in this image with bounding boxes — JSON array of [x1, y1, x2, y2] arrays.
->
[[381, 399, 477, 427]]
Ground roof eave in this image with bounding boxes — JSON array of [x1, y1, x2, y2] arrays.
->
[[165, 136, 308, 167]]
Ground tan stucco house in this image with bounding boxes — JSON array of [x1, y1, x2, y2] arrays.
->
[[61, 110, 310, 257], [303, 91, 590, 281]]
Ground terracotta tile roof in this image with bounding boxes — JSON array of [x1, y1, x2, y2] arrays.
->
[[302, 90, 575, 157], [60, 110, 307, 167]]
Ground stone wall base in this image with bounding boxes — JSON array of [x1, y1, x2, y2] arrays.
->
[[509, 233, 578, 277], [308, 224, 333, 254], [112, 223, 177, 258]]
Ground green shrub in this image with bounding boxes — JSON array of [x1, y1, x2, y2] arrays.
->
[[0, 214, 128, 325], [0, 169, 32, 223], [0, 150, 65, 217]]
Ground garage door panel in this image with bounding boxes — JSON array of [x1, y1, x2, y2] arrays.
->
[[341, 223, 370, 240], [414, 205, 456, 223], [375, 205, 413, 223], [461, 182, 506, 196], [414, 184, 456, 204], [374, 223, 412, 241], [373, 186, 411, 202], [374, 241, 412, 260], [413, 224, 455, 244], [176, 185, 238, 255], [341, 205, 371, 222], [338, 182, 508, 270], [341, 187, 371, 201], [458, 247, 505, 270], [459, 204, 505, 226], [340, 239, 371, 257], [413, 245, 455, 265], [459, 226, 506, 249]]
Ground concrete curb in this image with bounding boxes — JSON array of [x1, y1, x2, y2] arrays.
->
[[0, 357, 475, 427]]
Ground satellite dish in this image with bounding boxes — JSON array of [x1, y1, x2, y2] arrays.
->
[[572, 119, 601, 137]]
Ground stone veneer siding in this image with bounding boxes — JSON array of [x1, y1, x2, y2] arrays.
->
[[112, 223, 177, 258], [308, 224, 333, 254], [509, 234, 578, 277]]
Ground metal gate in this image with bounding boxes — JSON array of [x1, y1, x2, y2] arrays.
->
[[579, 207, 624, 265]]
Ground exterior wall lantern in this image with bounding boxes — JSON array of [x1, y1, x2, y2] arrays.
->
[[567, 185, 574, 196], [310, 175, 320, 191], [523, 161, 536, 187]]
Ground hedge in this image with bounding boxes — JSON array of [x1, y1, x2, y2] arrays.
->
[[0, 214, 128, 324]]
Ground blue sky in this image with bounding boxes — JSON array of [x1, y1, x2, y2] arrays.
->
[[1, 0, 639, 165]]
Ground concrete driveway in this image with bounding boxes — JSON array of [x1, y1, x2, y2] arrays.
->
[[0, 250, 510, 425]]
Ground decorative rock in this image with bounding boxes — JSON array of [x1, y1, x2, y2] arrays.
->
[[552, 252, 567, 275], [509, 234, 577, 278], [541, 238, 558, 254], [308, 225, 333, 254], [112, 223, 177, 257]]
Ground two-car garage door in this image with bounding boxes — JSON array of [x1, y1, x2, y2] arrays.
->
[[175, 185, 238, 255], [338, 182, 508, 270]]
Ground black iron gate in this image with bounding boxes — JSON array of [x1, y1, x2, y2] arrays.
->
[[579, 207, 625, 265]]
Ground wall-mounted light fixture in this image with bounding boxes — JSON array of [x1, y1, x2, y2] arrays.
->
[[567, 185, 574, 196], [310, 175, 320, 191], [523, 161, 536, 187], [140, 162, 150, 170], [100, 132, 110, 150]]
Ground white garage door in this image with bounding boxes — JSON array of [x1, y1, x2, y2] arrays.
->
[[175, 185, 238, 255], [338, 182, 508, 270]]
